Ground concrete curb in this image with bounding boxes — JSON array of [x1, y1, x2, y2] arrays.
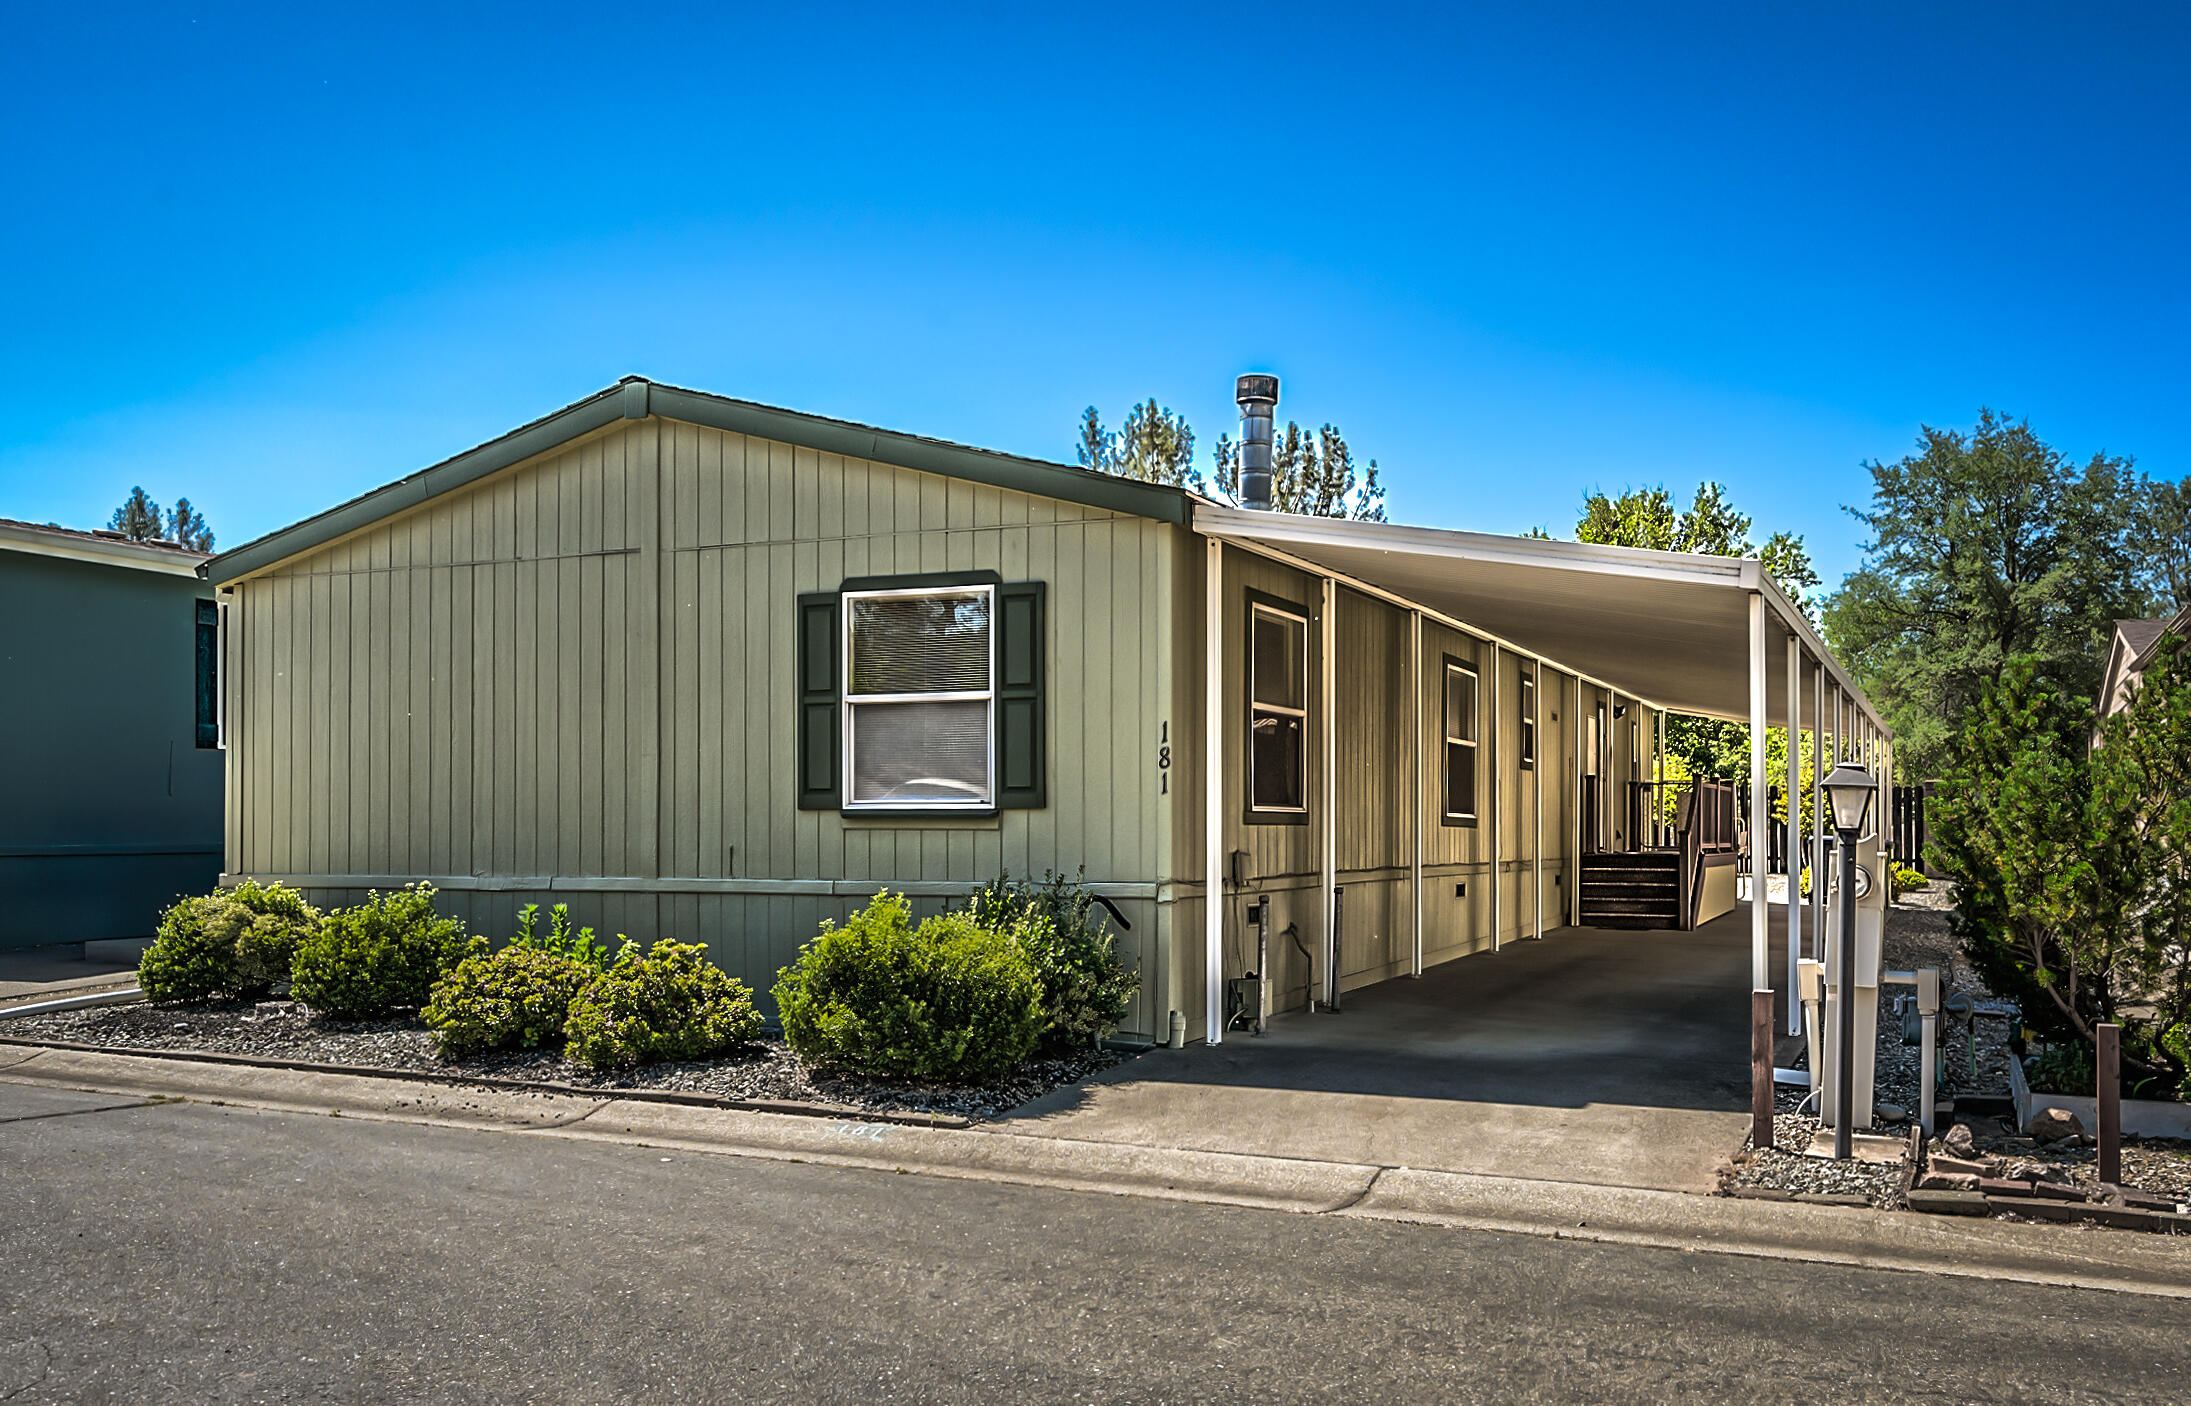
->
[[5, 1045, 2188, 1298]]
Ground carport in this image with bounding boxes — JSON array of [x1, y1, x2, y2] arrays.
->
[[1191, 504, 1894, 1145]]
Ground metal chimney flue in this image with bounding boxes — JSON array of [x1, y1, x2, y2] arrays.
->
[[1235, 374, 1279, 511]]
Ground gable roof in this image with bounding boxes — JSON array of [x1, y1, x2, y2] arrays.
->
[[0, 516, 209, 578], [2098, 608, 2191, 718], [202, 378, 1195, 586]]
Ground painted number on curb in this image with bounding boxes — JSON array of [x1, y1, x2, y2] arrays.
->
[[825, 1121, 892, 1142]]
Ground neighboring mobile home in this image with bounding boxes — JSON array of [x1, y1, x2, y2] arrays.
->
[[201, 377, 1892, 1057], [1, 519, 222, 948]]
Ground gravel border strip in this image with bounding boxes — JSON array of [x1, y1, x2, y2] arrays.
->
[[0, 1035, 975, 1130]]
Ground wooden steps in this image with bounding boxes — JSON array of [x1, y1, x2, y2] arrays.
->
[[1579, 850, 1681, 930]]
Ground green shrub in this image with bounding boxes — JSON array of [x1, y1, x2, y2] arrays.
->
[[140, 893, 239, 1004], [422, 944, 593, 1060], [971, 871, 1137, 1052], [564, 940, 762, 1070], [2025, 1040, 2097, 1097], [139, 881, 323, 1004], [1890, 866, 1929, 900], [774, 892, 1044, 1082], [2163, 1025, 2191, 1100], [290, 884, 470, 1020]]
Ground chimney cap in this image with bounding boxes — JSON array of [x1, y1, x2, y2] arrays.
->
[[1235, 374, 1279, 408]]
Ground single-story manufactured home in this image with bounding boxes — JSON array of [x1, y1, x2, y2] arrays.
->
[[2, 518, 223, 948], [199, 376, 1895, 1111]]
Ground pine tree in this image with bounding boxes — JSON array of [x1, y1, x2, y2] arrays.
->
[[166, 498, 213, 552], [108, 486, 163, 541]]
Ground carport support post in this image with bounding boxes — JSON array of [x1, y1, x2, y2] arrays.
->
[[1785, 635, 1802, 1037], [1490, 642, 1502, 952], [1748, 593, 1773, 1145], [1811, 672, 1826, 964], [1321, 575, 1339, 1010], [1533, 657, 1543, 941], [1411, 609, 1424, 977], [1204, 535, 1224, 1046]]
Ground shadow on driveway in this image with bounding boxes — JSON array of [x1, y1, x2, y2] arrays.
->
[[994, 902, 1790, 1193]]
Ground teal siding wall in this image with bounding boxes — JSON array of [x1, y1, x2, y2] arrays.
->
[[0, 547, 222, 947]]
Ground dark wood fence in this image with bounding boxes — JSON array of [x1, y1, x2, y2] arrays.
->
[[1892, 783, 1930, 872]]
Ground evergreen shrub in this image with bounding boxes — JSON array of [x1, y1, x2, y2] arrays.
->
[[289, 884, 470, 1020], [774, 892, 1043, 1082], [564, 940, 762, 1070]]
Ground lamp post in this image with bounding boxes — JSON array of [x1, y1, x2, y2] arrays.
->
[[1821, 761, 1876, 1161]]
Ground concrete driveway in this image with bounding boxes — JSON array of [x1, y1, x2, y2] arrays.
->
[[997, 901, 1789, 1193]]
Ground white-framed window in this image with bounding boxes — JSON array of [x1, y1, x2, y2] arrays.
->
[[841, 584, 996, 811], [1248, 599, 1309, 815], [1519, 666, 1536, 770], [1443, 658, 1478, 824]]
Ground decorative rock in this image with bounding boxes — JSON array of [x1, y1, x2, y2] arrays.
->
[[1915, 1171, 1979, 1192], [2026, 1107, 2085, 1143], [2008, 1159, 2070, 1184], [1943, 1122, 1977, 1156], [1875, 1102, 1908, 1123]]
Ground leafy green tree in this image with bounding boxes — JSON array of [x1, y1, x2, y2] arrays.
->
[[2136, 473, 2191, 610], [108, 486, 162, 540], [1542, 480, 1818, 785], [1823, 410, 2144, 779], [1572, 481, 1820, 615], [166, 498, 213, 552]]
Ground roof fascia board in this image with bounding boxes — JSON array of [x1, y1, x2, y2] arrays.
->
[[1194, 503, 1750, 588], [204, 386, 630, 585], [2130, 603, 2191, 671], [0, 522, 206, 578], [1207, 527, 1671, 717], [1755, 573, 1892, 740], [645, 385, 1190, 527], [1197, 504, 1892, 735]]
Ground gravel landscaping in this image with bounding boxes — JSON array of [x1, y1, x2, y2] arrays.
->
[[1719, 884, 2191, 1212], [1, 999, 1132, 1123]]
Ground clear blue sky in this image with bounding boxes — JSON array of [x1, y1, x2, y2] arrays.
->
[[2, 4, 2183, 586]]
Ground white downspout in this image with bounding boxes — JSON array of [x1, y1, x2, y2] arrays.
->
[[1204, 535, 1225, 1045], [1321, 575, 1339, 1009], [1411, 609, 1424, 977], [1571, 676, 1582, 924], [1785, 634, 1802, 1037], [1748, 592, 1769, 994]]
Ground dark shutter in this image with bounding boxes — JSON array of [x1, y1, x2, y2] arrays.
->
[[194, 600, 219, 749], [997, 581, 1046, 809], [796, 591, 841, 810]]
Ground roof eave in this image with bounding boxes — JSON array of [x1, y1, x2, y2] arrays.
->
[[204, 378, 1194, 587]]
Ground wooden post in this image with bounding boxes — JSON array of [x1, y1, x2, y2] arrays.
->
[[2097, 1022, 2121, 1186], [1752, 987, 1776, 1150]]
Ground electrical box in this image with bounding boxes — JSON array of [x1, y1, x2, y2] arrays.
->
[[1224, 976, 1262, 1032]]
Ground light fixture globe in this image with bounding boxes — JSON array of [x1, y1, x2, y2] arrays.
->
[[1822, 761, 1876, 835]]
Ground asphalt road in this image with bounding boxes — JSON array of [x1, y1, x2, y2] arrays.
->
[[0, 1081, 2182, 1405]]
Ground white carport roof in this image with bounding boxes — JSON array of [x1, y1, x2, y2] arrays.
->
[[1194, 503, 1887, 733]]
